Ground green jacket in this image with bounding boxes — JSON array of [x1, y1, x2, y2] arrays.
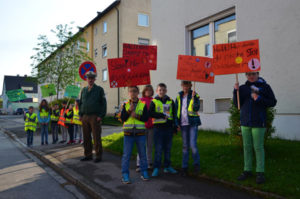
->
[[79, 84, 107, 118]]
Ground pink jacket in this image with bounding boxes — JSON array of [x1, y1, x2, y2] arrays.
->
[[140, 96, 153, 129]]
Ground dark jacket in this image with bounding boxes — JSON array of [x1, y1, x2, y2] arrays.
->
[[149, 95, 176, 129], [233, 77, 277, 127], [79, 84, 107, 118], [120, 100, 149, 122], [175, 90, 201, 126]]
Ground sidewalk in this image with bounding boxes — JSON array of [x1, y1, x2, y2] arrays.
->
[[0, 117, 263, 199]]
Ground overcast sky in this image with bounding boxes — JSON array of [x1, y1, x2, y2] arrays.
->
[[0, 0, 115, 93]]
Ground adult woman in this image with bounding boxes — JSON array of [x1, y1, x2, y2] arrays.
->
[[38, 99, 50, 145], [234, 72, 277, 184]]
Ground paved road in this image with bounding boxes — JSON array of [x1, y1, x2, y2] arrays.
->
[[0, 130, 86, 199]]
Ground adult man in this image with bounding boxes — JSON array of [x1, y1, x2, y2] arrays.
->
[[79, 71, 107, 163]]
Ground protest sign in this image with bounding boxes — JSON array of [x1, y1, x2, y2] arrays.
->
[[123, 43, 157, 70], [64, 85, 81, 98], [177, 55, 214, 83], [213, 39, 260, 75], [107, 57, 151, 88], [6, 89, 27, 102], [40, 84, 56, 98]]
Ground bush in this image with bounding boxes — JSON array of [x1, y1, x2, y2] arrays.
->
[[228, 100, 276, 146]]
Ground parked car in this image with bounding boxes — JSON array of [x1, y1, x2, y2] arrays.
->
[[14, 108, 24, 115]]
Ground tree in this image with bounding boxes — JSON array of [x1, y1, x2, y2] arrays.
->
[[31, 23, 91, 99]]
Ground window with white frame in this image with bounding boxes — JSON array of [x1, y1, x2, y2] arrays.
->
[[215, 98, 231, 112], [86, 42, 90, 52], [191, 13, 236, 57], [77, 41, 80, 49], [138, 38, 150, 45], [103, 22, 107, 33], [102, 69, 108, 82], [138, 13, 149, 27], [102, 44, 107, 57]]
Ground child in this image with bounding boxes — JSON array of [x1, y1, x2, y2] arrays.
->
[[65, 104, 75, 144], [58, 101, 68, 143], [149, 83, 177, 177], [73, 99, 83, 144], [136, 85, 154, 172], [50, 104, 60, 144], [24, 106, 38, 147], [120, 86, 150, 184], [175, 81, 201, 176], [38, 99, 50, 145]]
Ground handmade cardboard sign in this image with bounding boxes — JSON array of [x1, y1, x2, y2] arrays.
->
[[64, 85, 81, 98], [213, 39, 260, 75], [107, 57, 151, 88], [6, 89, 27, 102], [123, 43, 157, 70], [177, 55, 215, 83], [40, 84, 56, 98]]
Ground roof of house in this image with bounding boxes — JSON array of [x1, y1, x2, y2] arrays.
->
[[3, 75, 38, 94]]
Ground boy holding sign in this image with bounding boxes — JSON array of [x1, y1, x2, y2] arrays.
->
[[175, 81, 201, 176], [120, 86, 150, 184], [149, 83, 177, 177]]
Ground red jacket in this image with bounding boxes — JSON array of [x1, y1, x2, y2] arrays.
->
[[140, 96, 153, 129]]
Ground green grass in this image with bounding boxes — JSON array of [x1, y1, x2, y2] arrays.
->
[[102, 130, 300, 199], [102, 116, 122, 126]]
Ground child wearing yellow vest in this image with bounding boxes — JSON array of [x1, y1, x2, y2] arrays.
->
[[73, 99, 83, 144], [120, 86, 150, 184], [38, 99, 50, 145], [50, 104, 60, 144], [149, 83, 177, 177], [24, 106, 38, 147], [65, 104, 75, 144]]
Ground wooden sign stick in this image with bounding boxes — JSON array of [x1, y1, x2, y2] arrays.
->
[[235, 74, 240, 110]]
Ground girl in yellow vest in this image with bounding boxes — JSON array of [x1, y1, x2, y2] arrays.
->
[[24, 106, 38, 147], [38, 99, 50, 145], [120, 86, 150, 184], [65, 104, 75, 144], [73, 99, 83, 144]]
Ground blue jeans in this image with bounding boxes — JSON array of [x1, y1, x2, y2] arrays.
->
[[122, 135, 147, 174], [181, 125, 200, 168], [51, 122, 59, 143], [74, 124, 83, 140], [27, 130, 33, 146], [41, 124, 49, 144], [153, 127, 173, 169]]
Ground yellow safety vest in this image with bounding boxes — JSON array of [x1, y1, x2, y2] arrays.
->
[[51, 110, 59, 122], [123, 100, 146, 131], [40, 108, 49, 119], [65, 110, 73, 124], [25, 113, 38, 132], [73, 107, 82, 125], [152, 99, 173, 124], [176, 94, 200, 119]]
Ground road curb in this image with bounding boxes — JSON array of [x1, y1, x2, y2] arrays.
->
[[2, 129, 115, 199]]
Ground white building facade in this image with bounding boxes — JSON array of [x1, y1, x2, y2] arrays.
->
[[151, 0, 300, 140]]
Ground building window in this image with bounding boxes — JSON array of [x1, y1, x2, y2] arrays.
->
[[102, 44, 107, 57], [102, 69, 108, 82], [103, 22, 107, 33], [21, 86, 33, 91], [200, 99, 204, 112], [215, 98, 231, 112], [191, 24, 209, 56], [94, 27, 98, 35], [191, 13, 236, 56], [95, 48, 98, 57], [138, 38, 150, 45], [77, 41, 80, 49], [86, 42, 90, 52], [138, 13, 149, 27], [228, 30, 237, 43]]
